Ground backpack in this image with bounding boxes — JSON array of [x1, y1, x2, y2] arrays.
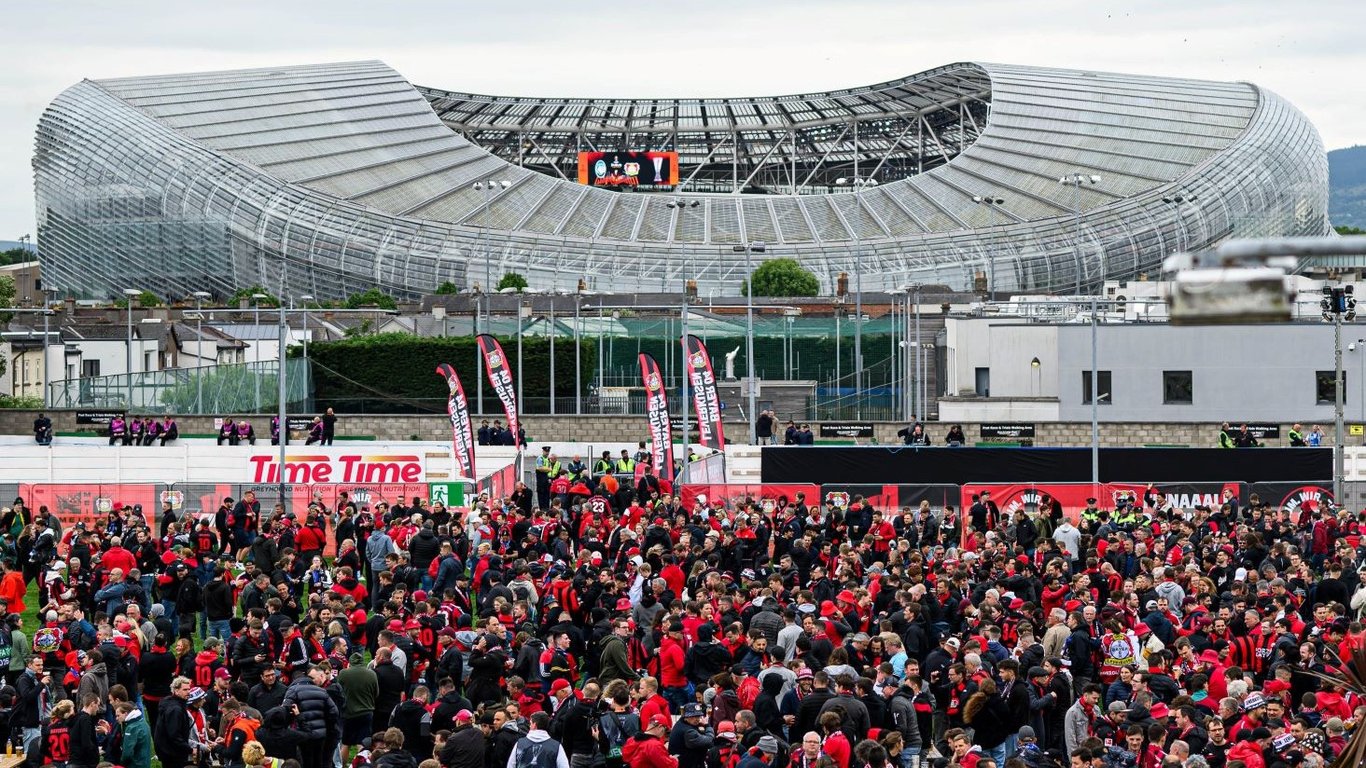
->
[[65, 623, 95, 652], [179, 577, 204, 612], [598, 712, 638, 758]]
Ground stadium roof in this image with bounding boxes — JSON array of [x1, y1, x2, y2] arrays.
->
[[35, 60, 1329, 300]]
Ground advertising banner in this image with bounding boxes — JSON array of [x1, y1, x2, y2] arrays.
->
[[638, 353, 675, 473], [684, 335, 726, 450], [820, 484, 960, 512], [19, 483, 157, 529], [75, 410, 125, 426], [476, 334, 523, 449], [818, 423, 875, 439], [679, 483, 821, 511], [435, 363, 477, 479], [1248, 481, 1334, 521]]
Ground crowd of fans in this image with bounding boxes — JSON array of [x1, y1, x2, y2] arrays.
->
[[0, 453, 1358, 768]]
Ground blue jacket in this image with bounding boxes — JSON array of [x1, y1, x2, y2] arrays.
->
[[432, 555, 462, 596], [93, 582, 128, 615]]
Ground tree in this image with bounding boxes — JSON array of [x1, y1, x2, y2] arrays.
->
[[230, 285, 279, 307], [344, 288, 397, 310], [744, 258, 820, 297], [0, 274, 15, 326], [497, 272, 528, 292], [435, 281, 460, 295], [0, 248, 33, 267], [1337, 225, 1366, 236]]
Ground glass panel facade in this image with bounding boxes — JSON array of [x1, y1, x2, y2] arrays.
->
[[33, 62, 1330, 302]]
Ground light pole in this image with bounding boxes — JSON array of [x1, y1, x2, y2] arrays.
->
[[473, 179, 511, 306], [122, 288, 140, 407], [473, 178, 511, 417], [836, 177, 877, 413], [251, 292, 267, 411], [574, 280, 586, 415], [972, 195, 1006, 300], [1162, 193, 1199, 253], [299, 294, 313, 361], [1322, 284, 1356, 500], [1058, 174, 1102, 293], [548, 297, 556, 415], [1090, 296, 1100, 492], [192, 291, 211, 413], [42, 286, 57, 408], [901, 284, 923, 420], [733, 241, 766, 443]]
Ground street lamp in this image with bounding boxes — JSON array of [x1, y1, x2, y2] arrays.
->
[[1058, 174, 1102, 293], [473, 179, 512, 304], [122, 288, 141, 407], [42, 286, 58, 408], [1162, 193, 1200, 253], [733, 241, 766, 443], [299, 295, 314, 361], [1323, 284, 1357, 500], [972, 195, 1007, 300], [251, 292, 268, 411], [192, 291, 212, 413]]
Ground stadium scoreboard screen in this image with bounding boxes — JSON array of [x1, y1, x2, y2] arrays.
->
[[577, 151, 679, 189]]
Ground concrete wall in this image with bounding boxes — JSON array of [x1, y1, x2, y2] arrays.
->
[[0, 409, 1352, 448]]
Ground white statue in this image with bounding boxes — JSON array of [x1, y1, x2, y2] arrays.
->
[[724, 346, 741, 380]]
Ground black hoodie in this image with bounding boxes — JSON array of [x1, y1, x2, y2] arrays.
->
[[753, 673, 786, 738]]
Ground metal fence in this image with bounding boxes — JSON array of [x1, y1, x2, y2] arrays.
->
[[47, 358, 313, 414]]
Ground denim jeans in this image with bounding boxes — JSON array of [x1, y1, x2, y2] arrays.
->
[[208, 619, 231, 641], [900, 747, 921, 768], [161, 600, 179, 635], [663, 685, 693, 713], [986, 744, 1008, 767]]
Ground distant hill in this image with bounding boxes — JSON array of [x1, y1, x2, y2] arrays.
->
[[1330, 145, 1366, 229]]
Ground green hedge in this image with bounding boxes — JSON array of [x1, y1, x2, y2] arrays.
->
[[303, 333, 597, 414]]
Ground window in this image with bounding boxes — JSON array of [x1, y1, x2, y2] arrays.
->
[[1317, 370, 1346, 405], [1163, 370, 1193, 404], [81, 360, 101, 379], [1082, 370, 1112, 404], [975, 367, 990, 397]]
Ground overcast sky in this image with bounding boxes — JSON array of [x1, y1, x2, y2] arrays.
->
[[2, 0, 1362, 241]]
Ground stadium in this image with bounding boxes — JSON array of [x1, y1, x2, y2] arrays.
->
[[33, 60, 1329, 301]]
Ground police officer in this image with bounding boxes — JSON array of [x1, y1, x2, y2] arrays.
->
[[535, 448, 559, 510]]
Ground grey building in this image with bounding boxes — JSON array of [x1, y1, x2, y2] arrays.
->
[[942, 316, 1363, 424]]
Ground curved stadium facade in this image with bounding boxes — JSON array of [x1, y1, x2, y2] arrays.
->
[[33, 60, 1329, 301]]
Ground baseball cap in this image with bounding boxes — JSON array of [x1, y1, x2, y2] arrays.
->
[[455, 710, 473, 724], [1107, 701, 1127, 713], [549, 678, 572, 694], [215, 668, 231, 680], [945, 637, 961, 649], [648, 714, 672, 731]]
